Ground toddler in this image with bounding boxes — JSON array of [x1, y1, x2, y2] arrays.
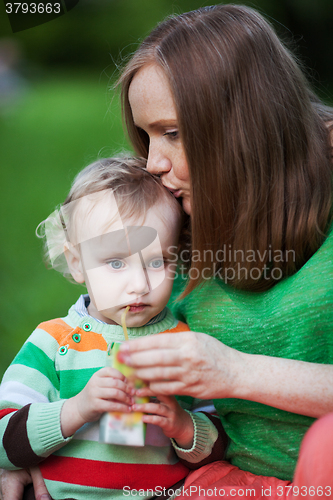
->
[[0, 157, 220, 500]]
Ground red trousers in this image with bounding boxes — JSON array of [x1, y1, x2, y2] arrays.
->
[[177, 413, 333, 500]]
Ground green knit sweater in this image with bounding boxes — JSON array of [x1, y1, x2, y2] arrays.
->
[[168, 227, 333, 481]]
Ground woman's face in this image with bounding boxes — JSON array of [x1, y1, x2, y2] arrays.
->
[[128, 64, 191, 215]]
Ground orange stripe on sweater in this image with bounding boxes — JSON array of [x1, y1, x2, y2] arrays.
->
[[37, 318, 188, 353], [37, 319, 107, 352], [163, 321, 190, 334], [37, 319, 73, 343]]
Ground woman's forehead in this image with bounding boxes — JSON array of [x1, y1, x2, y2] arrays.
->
[[128, 64, 177, 126]]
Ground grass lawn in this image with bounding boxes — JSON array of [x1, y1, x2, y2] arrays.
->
[[0, 71, 131, 378]]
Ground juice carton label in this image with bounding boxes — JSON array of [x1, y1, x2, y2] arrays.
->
[[99, 342, 149, 446]]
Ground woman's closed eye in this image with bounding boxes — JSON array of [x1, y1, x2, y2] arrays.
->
[[163, 130, 179, 140]]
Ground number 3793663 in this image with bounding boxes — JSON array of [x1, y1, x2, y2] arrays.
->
[[5, 3, 61, 14], [277, 486, 332, 497]]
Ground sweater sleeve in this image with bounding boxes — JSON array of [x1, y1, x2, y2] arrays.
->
[[0, 326, 72, 470], [171, 411, 229, 469]]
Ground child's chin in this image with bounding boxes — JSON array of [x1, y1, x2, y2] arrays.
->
[[126, 318, 149, 328]]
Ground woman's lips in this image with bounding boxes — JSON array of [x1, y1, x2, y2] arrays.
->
[[165, 186, 181, 198]]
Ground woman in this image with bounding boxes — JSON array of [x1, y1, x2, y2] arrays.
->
[[118, 2, 333, 494], [2, 4, 333, 499]]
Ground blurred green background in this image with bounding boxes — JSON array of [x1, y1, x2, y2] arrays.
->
[[0, 0, 332, 378]]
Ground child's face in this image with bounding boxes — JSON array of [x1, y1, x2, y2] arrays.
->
[[67, 193, 180, 327]]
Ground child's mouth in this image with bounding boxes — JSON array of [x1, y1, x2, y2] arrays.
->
[[127, 304, 147, 313]]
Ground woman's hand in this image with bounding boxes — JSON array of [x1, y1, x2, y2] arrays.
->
[[119, 331, 333, 419], [0, 467, 51, 500], [61, 367, 134, 438], [132, 395, 194, 449], [118, 331, 241, 399]]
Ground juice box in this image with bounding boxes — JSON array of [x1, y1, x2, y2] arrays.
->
[[99, 342, 149, 446]]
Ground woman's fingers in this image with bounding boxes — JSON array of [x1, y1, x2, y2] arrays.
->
[[126, 331, 241, 399], [119, 330, 242, 400], [119, 333, 189, 367], [120, 348, 180, 369], [134, 364, 184, 382], [120, 333, 181, 354], [0, 468, 35, 500], [136, 381, 186, 397]]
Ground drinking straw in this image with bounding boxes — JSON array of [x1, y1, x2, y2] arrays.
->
[[121, 306, 130, 340]]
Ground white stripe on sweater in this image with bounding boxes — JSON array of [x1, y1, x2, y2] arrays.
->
[[0, 381, 49, 406]]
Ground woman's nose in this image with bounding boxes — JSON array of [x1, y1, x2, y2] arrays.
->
[[146, 142, 171, 176]]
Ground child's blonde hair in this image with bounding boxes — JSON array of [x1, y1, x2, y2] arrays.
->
[[37, 156, 183, 279]]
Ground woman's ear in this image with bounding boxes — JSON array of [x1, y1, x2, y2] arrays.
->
[[64, 242, 85, 284]]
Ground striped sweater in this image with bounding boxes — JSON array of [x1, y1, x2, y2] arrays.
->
[[0, 300, 219, 500]]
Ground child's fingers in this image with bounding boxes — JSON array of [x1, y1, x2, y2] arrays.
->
[[97, 399, 132, 414], [135, 387, 157, 398], [92, 368, 136, 396], [99, 387, 134, 405], [98, 376, 133, 394], [141, 414, 168, 427], [97, 366, 127, 381], [150, 394, 178, 407], [131, 402, 170, 416]]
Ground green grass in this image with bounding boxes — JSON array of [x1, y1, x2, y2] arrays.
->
[[0, 72, 131, 378]]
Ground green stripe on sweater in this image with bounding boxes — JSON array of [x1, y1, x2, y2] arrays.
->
[[58, 368, 101, 398], [43, 480, 161, 500], [55, 438, 177, 464], [11, 342, 60, 390], [55, 350, 107, 371]]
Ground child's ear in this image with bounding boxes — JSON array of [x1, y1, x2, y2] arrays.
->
[[64, 242, 85, 284]]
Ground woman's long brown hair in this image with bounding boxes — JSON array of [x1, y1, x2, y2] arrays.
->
[[119, 4, 333, 293]]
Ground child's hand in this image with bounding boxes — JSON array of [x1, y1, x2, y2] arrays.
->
[[132, 395, 194, 449], [61, 367, 133, 438]]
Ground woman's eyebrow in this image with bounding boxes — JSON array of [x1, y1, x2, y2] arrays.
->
[[135, 119, 178, 130], [150, 119, 178, 128]]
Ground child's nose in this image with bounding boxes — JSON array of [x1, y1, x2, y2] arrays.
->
[[127, 266, 150, 295]]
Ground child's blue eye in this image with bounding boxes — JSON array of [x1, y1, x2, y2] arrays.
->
[[149, 259, 164, 269], [108, 260, 125, 270]]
